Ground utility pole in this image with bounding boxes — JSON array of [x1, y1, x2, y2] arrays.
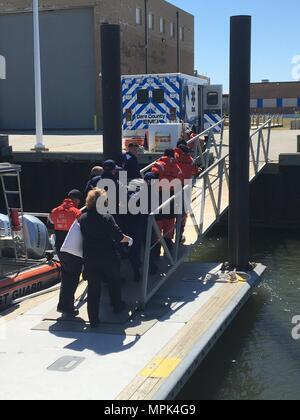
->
[[145, 0, 148, 74], [228, 16, 252, 271], [32, 0, 47, 152], [176, 11, 180, 73]]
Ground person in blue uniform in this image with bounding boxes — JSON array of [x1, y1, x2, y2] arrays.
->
[[118, 143, 141, 181]]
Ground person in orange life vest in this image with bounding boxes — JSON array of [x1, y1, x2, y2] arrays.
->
[[175, 144, 200, 182], [151, 149, 182, 251], [49, 190, 83, 317], [187, 126, 205, 153], [175, 144, 201, 243]]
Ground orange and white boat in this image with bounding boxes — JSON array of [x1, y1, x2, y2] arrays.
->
[[0, 163, 61, 311]]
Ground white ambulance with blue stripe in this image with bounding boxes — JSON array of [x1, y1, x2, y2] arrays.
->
[[122, 73, 223, 137]]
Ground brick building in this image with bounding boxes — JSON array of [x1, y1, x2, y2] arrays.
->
[[250, 81, 300, 115], [0, 0, 194, 130]]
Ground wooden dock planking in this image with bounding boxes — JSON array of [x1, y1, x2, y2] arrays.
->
[[117, 278, 249, 400]]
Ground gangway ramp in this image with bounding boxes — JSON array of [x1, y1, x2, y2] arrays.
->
[[140, 118, 272, 306]]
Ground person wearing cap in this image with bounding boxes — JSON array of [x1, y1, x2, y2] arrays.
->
[[85, 160, 120, 195], [84, 166, 104, 196], [175, 144, 200, 182], [49, 190, 83, 316], [118, 143, 141, 181]]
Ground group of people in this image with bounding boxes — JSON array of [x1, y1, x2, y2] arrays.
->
[[49, 138, 201, 328]]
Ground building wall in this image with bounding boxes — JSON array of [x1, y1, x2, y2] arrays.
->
[[0, 0, 194, 129], [250, 82, 300, 115]]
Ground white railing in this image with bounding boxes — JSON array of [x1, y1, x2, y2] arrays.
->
[[140, 119, 226, 177], [140, 117, 273, 306], [249, 117, 273, 177]]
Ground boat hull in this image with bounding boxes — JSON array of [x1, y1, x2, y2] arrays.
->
[[0, 260, 61, 311]]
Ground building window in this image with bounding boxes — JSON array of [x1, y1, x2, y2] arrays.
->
[[148, 13, 154, 30], [170, 22, 175, 38], [136, 7, 142, 25], [277, 98, 283, 108], [160, 17, 166, 34], [257, 98, 264, 109], [180, 27, 184, 41]]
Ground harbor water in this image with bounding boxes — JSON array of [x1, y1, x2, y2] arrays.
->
[[179, 227, 300, 401]]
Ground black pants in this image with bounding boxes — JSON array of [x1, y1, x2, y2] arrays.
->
[[57, 251, 83, 313], [84, 258, 122, 326]]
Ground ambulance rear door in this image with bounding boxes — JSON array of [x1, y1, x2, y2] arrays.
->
[[202, 85, 223, 132]]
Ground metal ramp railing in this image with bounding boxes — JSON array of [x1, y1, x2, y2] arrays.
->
[[140, 117, 273, 306]]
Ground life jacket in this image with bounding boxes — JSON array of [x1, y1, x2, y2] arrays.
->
[[50, 199, 81, 232], [175, 148, 199, 182], [151, 156, 182, 183]]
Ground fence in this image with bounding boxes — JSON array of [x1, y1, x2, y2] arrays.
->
[[250, 114, 284, 129], [250, 114, 283, 129]]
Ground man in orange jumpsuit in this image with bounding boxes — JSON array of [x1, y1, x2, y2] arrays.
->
[[175, 144, 201, 243], [151, 149, 182, 251], [50, 190, 82, 316]]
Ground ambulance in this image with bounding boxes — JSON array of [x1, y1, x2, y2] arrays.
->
[[122, 73, 223, 139]]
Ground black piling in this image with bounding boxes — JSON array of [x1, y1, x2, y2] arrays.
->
[[228, 16, 252, 271], [101, 24, 122, 162]]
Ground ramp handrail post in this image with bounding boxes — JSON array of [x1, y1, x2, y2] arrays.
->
[[174, 214, 183, 262], [256, 129, 262, 169], [266, 119, 272, 161], [219, 120, 225, 159], [141, 215, 154, 307], [217, 158, 225, 220]]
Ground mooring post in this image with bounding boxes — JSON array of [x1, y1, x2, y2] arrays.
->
[[101, 23, 122, 161], [228, 16, 252, 271], [297, 135, 300, 153]]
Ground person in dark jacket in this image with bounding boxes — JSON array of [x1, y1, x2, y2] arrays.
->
[[118, 143, 141, 181], [79, 188, 132, 328], [84, 166, 103, 196], [85, 160, 120, 195]]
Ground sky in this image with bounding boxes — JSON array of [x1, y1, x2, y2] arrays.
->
[[170, 0, 300, 92]]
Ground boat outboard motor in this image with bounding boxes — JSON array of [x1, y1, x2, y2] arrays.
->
[[0, 214, 50, 260], [22, 215, 50, 259], [0, 214, 11, 238]]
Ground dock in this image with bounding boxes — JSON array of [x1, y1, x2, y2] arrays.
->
[[0, 261, 265, 401], [0, 117, 271, 400]]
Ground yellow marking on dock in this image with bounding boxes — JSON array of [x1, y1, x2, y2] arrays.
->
[[140, 357, 181, 379], [117, 279, 246, 400]]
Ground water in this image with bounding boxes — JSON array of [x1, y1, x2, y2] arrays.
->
[[178, 228, 300, 401]]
